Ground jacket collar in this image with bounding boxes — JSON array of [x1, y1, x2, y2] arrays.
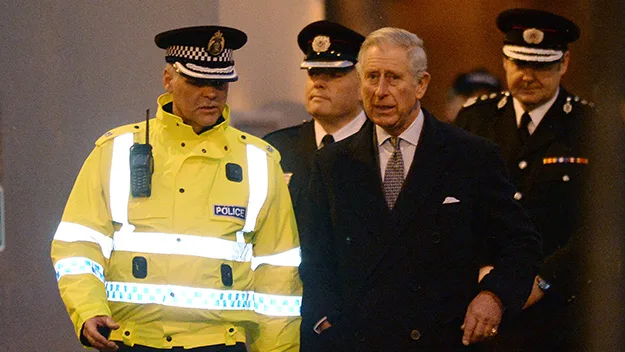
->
[[155, 93, 230, 159]]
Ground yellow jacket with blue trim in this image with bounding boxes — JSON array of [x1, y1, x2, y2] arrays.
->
[[51, 93, 302, 351]]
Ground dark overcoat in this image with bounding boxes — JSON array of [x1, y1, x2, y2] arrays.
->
[[300, 111, 542, 351]]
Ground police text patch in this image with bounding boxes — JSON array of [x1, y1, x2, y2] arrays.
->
[[214, 205, 246, 220]]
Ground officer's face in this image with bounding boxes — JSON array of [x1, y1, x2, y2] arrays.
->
[[305, 67, 362, 122], [503, 52, 569, 111], [163, 66, 229, 134], [360, 43, 430, 136]]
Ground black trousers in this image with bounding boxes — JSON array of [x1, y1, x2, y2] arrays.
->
[[116, 342, 247, 352]]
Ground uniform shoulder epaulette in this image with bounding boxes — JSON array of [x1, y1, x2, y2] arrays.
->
[[263, 120, 308, 139], [562, 95, 595, 115], [237, 131, 281, 162], [463, 91, 509, 109], [95, 121, 145, 146]]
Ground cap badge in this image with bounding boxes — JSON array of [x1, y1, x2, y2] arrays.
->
[[208, 31, 225, 56], [312, 35, 331, 53], [523, 28, 544, 45]]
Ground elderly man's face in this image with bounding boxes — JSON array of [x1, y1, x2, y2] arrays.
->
[[305, 67, 362, 122], [360, 43, 430, 136], [163, 67, 229, 133], [503, 52, 568, 111]]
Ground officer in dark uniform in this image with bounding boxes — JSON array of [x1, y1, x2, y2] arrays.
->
[[264, 21, 366, 223], [455, 9, 593, 351], [263, 20, 366, 352]]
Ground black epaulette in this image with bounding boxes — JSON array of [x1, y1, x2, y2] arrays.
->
[[263, 119, 310, 139], [462, 91, 510, 110], [462, 91, 510, 108]]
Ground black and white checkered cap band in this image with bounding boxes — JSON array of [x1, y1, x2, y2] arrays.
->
[[503, 45, 563, 63], [167, 45, 234, 63]]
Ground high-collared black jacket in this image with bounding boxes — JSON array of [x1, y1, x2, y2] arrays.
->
[[455, 88, 594, 350], [264, 120, 317, 227]]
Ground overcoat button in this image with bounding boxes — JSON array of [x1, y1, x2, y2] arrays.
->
[[166, 336, 172, 342], [562, 174, 570, 182], [514, 192, 523, 200], [431, 232, 441, 243], [410, 329, 421, 341], [410, 281, 422, 292], [355, 331, 366, 342]]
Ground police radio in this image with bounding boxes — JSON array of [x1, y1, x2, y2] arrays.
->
[[130, 109, 154, 197]]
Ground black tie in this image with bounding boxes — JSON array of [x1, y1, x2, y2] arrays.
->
[[321, 134, 334, 148], [519, 112, 531, 144]]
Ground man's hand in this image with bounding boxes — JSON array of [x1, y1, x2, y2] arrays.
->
[[523, 276, 546, 309], [461, 290, 503, 346], [82, 315, 120, 351]]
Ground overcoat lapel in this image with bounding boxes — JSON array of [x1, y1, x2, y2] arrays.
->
[[341, 120, 387, 219], [335, 120, 389, 286], [393, 111, 451, 220]]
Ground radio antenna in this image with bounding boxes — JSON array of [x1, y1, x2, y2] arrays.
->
[[145, 109, 150, 145]]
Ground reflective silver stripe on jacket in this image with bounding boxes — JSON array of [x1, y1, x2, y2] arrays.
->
[[52, 221, 301, 268], [53, 222, 114, 259]]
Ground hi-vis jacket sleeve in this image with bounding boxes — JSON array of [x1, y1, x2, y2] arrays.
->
[[51, 144, 114, 339], [248, 158, 302, 352]]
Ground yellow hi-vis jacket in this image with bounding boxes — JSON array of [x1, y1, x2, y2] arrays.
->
[[51, 93, 302, 351]]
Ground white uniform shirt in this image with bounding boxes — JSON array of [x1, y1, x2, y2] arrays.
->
[[513, 89, 559, 135], [313, 110, 367, 149]]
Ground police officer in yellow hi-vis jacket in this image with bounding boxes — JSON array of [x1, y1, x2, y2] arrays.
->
[[51, 25, 302, 352]]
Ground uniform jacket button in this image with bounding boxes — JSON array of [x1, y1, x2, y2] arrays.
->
[[166, 336, 172, 342], [410, 329, 421, 341], [431, 232, 441, 243], [354, 331, 366, 342], [518, 160, 528, 169], [514, 192, 523, 200]]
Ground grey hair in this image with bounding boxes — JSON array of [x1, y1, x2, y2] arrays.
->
[[357, 27, 428, 81]]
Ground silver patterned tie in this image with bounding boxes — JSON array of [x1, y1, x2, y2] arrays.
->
[[383, 137, 404, 209]]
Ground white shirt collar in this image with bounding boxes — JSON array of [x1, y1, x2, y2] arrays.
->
[[314, 110, 366, 149], [513, 89, 560, 131], [375, 109, 424, 147]]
